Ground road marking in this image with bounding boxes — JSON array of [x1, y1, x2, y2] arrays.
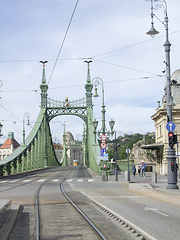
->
[[77, 179, 83, 182], [145, 207, 169, 217], [88, 179, 93, 182], [52, 179, 59, 182], [0, 180, 8, 183], [82, 191, 157, 240], [66, 179, 72, 182], [37, 179, 45, 182], [10, 180, 19, 183], [22, 179, 32, 182]]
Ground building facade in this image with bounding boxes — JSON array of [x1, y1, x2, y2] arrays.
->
[[151, 69, 180, 175], [0, 132, 20, 160], [65, 131, 83, 165]]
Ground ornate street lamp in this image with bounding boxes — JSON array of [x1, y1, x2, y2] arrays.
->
[[92, 77, 106, 136], [0, 122, 3, 138], [22, 112, 31, 145], [146, 0, 178, 189]]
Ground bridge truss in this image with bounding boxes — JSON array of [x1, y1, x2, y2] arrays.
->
[[0, 63, 101, 176]]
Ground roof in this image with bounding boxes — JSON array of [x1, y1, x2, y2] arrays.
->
[[0, 138, 20, 149], [141, 142, 164, 149]]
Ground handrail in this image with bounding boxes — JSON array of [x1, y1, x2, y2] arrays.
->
[[0, 108, 45, 167]]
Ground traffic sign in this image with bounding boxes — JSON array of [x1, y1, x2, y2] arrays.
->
[[100, 148, 106, 156], [166, 122, 176, 132], [101, 134, 107, 141], [103, 153, 108, 161], [101, 142, 106, 149]]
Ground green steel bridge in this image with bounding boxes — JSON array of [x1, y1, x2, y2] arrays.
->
[[0, 62, 104, 176]]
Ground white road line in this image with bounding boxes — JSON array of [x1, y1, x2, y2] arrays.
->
[[37, 179, 45, 182], [0, 180, 8, 183], [10, 180, 19, 183], [66, 179, 72, 182], [77, 179, 83, 182], [145, 207, 169, 217], [81, 191, 157, 240], [88, 179, 94, 182], [52, 179, 59, 182], [22, 179, 32, 183]]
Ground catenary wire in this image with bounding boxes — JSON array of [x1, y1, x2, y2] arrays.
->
[[47, 0, 79, 86], [0, 104, 22, 122]]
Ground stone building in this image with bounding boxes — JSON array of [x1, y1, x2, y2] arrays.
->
[[53, 143, 63, 163], [150, 69, 180, 175], [65, 131, 83, 165], [0, 132, 20, 160]]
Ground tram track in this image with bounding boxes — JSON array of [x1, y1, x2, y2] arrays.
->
[[35, 171, 106, 240], [6, 166, 149, 240]]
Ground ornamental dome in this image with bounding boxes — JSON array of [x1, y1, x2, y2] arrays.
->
[[171, 69, 180, 105], [65, 131, 74, 143], [163, 69, 180, 106], [171, 69, 180, 84]]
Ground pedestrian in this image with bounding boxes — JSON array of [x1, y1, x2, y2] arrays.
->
[[138, 166, 141, 178], [141, 160, 146, 177], [132, 165, 136, 177]]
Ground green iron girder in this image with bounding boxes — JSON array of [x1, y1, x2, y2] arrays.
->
[[46, 107, 87, 123]]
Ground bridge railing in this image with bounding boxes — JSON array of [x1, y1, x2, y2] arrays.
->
[[0, 108, 59, 177]]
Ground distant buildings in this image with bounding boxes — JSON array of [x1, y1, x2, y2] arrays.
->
[[65, 131, 83, 165], [53, 143, 63, 163], [149, 69, 180, 175], [0, 132, 20, 161]]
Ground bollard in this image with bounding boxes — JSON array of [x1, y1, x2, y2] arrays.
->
[[152, 172, 157, 184], [101, 171, 106, 181], [125, 171, 130, 182]]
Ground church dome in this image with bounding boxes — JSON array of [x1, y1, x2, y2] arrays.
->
[[171, 69, 180, 84], [171, 69, 180, 105], [65, 131, 74, 143]]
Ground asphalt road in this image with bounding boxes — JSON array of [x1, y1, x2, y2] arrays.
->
[[66, 168, 180, 240], [1, 166, 180, 239]]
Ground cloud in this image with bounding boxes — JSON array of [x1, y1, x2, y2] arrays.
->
[[0, 0, 180, 144]]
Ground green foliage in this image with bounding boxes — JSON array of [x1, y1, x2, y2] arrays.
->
[[107, 132, 154, 160]]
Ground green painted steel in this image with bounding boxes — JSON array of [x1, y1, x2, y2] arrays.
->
[[0, 62, 102, 176], [0, 108, 59, 176]]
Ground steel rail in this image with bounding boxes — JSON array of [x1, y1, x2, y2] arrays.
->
[[60, 178, 107, 240], [35, 177, 54, 240], [35, 169, 73, 240]]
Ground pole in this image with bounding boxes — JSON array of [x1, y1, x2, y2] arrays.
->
[[145, 0, 178, 189], [114, 131, 118, 181], [106, 160, 108, 181], [126, 147, 130, 182], [162, 1, 178, 189]]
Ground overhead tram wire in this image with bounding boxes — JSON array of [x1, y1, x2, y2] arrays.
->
[[90, 29, 180, 59], [93, 59, 162, 77], [47, 0, 79, 86], [0, 104, 22, 122], [1, 74, 165, 93]]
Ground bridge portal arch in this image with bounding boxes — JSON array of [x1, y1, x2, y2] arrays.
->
[[40, 61, 101, 173]]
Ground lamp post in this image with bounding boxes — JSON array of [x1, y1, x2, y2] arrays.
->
[[92, 77, 106, 135], [0, 122, 3, 138], [93, 118, 115, 181], [109, 119, 119, 181], [23, 112, 31, 145], [126, 147, 131, 182], [146, 0, 178, 189]]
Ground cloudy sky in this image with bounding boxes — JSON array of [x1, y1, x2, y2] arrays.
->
[[1, 0, 180, 144]]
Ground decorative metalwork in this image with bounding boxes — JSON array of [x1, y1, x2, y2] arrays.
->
[[47, 97, 86, 108], [46, 107, 87, 123]]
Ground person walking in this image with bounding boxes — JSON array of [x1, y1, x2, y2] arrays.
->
[[138, 166, 141, 178], [141, 160, 146, 177], [132, 165, 136, 177]]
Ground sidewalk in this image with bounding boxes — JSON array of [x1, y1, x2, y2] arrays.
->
[[104, 171, 180, 206], [87, 168, 180, 198]]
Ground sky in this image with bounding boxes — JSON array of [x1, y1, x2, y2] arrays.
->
[[1, 0, 180, 144]]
